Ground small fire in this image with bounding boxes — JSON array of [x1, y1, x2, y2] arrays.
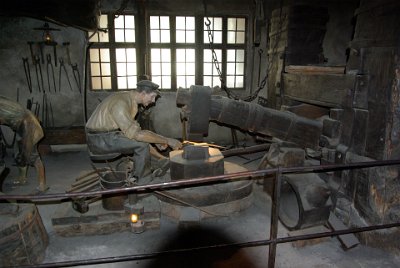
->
[[130, 214, 139, 223]]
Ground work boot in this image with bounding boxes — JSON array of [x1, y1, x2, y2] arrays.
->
[[12, 166, 28, 185]]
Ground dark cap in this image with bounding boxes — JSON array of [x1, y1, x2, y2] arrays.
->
[[137, 80, 161, 95]]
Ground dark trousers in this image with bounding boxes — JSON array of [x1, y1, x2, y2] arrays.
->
[[86, 130, 151, 179]]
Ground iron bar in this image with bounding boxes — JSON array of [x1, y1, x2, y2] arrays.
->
[[1, 159, 400, 202], [4, 159, 400, 267], [222, 143, 271, 157], [16, 222, 400, 268], [268, 168, 282, 267]]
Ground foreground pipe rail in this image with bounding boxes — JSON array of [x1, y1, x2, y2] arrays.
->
[[1, 159, 400, 202], [17, 221, 400, 268], [5, 158, 400, 268]]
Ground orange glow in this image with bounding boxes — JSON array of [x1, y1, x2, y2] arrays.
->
[[130, 214, 139, 223]]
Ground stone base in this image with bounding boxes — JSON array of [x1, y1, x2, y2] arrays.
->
[[158, 161, 254, 221]]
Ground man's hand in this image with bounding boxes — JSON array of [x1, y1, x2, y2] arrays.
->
[[155, 143, 168, 151], [166, 138, 182, 150]]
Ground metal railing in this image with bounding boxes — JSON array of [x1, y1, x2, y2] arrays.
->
[[3, 159, 400, 268]]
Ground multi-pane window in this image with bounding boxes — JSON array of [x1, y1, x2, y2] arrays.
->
[[227, 49, 244, 87], [227, 18, 245, 44], [175, 17, 196, 89], [88, 14, 137, 91], [150, 16, 170, 43], [202, 17, 246, 89], [176, 16, 195, 43], [150, 16, 171, 89], [203, 17, 222, 44], [151, 48, 171, 89], [177, 49, 195, 88], [90, 48, 111, 90], [115, 15, 137, 89], [115, 15, 135, 42], [88, 14, 246, 91], [89, 14, 109, 42], [116, 48, 137, 89], [226, 18, 245, 88], [89, 15, 111, 90], [203, 49, 222, 88]]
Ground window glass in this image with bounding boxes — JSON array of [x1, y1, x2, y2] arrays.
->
[[176, 48, 196, 88], [115, 15, 135, 42], [89, 14, 246, 91], [227, 18, 245, 44], [150, 16, 170, 43], [203, 49, 222, 88], [176, 16, 195, 44], [204, 17, 222, 44], [89, 14, 109, 42], [89, 48, 111, 90], [116, 48, 137, 90], [151, 48, 171, 89], [226, 49, 245, 87]]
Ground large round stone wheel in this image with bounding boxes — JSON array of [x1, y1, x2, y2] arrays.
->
[[159, 161, 253, 220]]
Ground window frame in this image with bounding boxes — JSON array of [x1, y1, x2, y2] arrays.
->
[[88, 13, 248, 92]]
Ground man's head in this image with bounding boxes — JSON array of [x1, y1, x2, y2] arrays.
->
[[136, 80, 160, 107]]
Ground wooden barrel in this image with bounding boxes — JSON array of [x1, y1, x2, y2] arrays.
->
[[0, 203, 48, 266]]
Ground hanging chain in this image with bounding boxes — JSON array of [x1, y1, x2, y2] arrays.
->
[[204, 17, 267, 102]]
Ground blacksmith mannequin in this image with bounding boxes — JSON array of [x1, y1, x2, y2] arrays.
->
[[85, 80, 182, 183], [0, 96, 48, 192]]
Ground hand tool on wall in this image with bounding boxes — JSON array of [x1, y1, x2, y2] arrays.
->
[[28, 42, 42, 93], [33, 55, 42, 93], [46, 54, 57, 92], [63, 42, 82, 93], [49, 98, 54, 127], [39, 42, 45, 64], [63, 42, 72, 65], [41, 92, 54, 128], [26, 98, 32, 110], [31, 97, 40, 118], [22, 58, 33, 94], [59, 58, 74, 92], [27, 41, 36, 65], [71, 63, 82, 94], [53, 45, 58, 67], [42, 92, 46, 127]]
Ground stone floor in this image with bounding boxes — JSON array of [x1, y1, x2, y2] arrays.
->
[[1, 146, 400, 268]]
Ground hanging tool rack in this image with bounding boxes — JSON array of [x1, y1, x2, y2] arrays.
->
[[22, 23, 82, 128]]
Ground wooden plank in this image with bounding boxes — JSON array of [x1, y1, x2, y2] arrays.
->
[[40, 126, 86, 145], [52, 206, 160, 237], [350, 109, 369, 155], [283, 73, 355, 108], [285, 65, 345, 74], [328, 213, 359, 250], [282, 103, 329, 119]]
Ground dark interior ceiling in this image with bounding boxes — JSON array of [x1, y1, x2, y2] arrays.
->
[[0, 0, 100, 31]]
